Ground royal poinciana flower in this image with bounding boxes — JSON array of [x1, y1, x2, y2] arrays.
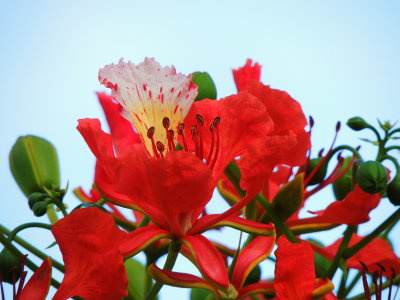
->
[[148, 236, 276, 299], [232, 59, 311, 198], [313, 234, 400, 278], [51, 207, 128, 300], [78, 58, 275, 284], [274, 236, 336, 300]]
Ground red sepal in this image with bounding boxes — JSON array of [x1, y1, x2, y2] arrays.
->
[[17, 258, 52, 300], [190, 215, 274, 236], [274, 236, 315, 300], [119, 225, 172, 258], [147, 263, 220, 296], [232, 236, 275, 289], [182, 235, 230, 290], [52, 207, 128, 300]]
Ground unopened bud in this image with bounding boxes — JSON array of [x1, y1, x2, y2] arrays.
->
[[356, 161, 388, 194], [191, 72, 217, 101], [28, 192, 47, 209], [0, 248, 22, 284], [32, 201, 49, 217], [347, 117, 370, 131], [9, 135, 60, 197], [305, 158, 328, 186], [332, 157, 354, 200], [387, 176, 400, 206]]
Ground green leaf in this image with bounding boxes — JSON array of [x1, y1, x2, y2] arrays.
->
[[9, 135, 60, 197], [123, 259, 147, 300]]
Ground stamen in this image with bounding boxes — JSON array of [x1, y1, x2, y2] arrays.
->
[[147, 127, 159, 158], [360, 261, 371, 300], [372, 270, 381, 300], [162, 117, 170, 129], [210, 117, 221, 170], [191, 125, 201, 158], [389, 267, 395, 300], [206, 124, 215, 165], [177, 123, 188, 150], [168, 130, 175, 151], [156, 141, 165, 158], [196, 114, 204, 159]]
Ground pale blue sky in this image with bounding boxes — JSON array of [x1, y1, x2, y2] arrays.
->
[[1, 1, 400, 299]]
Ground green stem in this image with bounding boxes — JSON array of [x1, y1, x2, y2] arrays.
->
[[325, 226, 356, 279], [7, 223, 52, 241], [46, 204, 59, 225], [50, 200, 68, 217], [95, 198, 107, 206], [0, 224, 65, 273], [388, 128, 400, 136], [256, 194, 298, 243], [347, 273, 400, 300], [330, 145, 362, 159], [228, 231, 243, 280], [337, 262, 349, 298], [343, 272, 362, 297], [0, 232, 61, 288], [344, 208, 400, 259], [386, 145, 400, 153], [144, 239, 182, 300]]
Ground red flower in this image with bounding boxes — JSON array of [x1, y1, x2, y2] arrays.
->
[[51, 207, 128, 300], [78, 58, 274, 237], [274, 236, 335, 300], [313, 234, 400, 277], [232, 59, 311, 198]]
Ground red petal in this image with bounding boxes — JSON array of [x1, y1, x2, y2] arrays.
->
[[232, 236, 275, 289], [18, 258, 52, 300], [52, 207, 128, 300], [111, 150, 215, 236], [147, 263, 219, 295], [119, 225, 172, 258], [97, 92, 140, 154], [288, 185, 380, 227], [320, 234, 400, 277], [232, 59, 262, 92], [183, 235, 230, 290], [274, 236, 315, 300], [184, 91, 273, 177]]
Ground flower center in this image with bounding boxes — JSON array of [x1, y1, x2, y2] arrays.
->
[[98, 58, 198, 156], [147, 114, 221, 169]]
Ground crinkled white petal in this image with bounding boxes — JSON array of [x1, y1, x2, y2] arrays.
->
[[99, 57, 198, 156]]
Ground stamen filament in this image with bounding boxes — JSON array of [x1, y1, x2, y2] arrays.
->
[[177, 123, 188, 151], [206, 124, 215, 165]]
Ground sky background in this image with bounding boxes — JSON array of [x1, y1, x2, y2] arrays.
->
[[1, 1, 400, 299]]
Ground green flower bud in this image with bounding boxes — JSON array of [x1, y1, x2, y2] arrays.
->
[[32, 201, 49, 217], [347, 117, 370, 131], [332, 157, 354, 201], [192, 72, 217, 101], [271, 174, 304, 221], [387, 176, 400, 206], [356, 161, 388, 194], [0, 248, 22, 284], [28, 192, 47, 209], [305, 157, 328, 186], [9, 135, 60, 197]]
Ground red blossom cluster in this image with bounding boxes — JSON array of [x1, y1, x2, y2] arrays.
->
[[2, 58, 400, 300]]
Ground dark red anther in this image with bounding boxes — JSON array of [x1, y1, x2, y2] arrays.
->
[[212, 116, 221, 128], [196, 114, 204, 126], [191, 125, 198, 138], [191, 125, 201, 158], [147, 127, 155, 139], [336, 121, 341, 132], [356, 145, 361, 151], [318, 148, 324, 157], [156, 141, 165, 158], [177, 123, 185, 135], [309, 116, 315, 128], [162, 117, 170, 129]]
